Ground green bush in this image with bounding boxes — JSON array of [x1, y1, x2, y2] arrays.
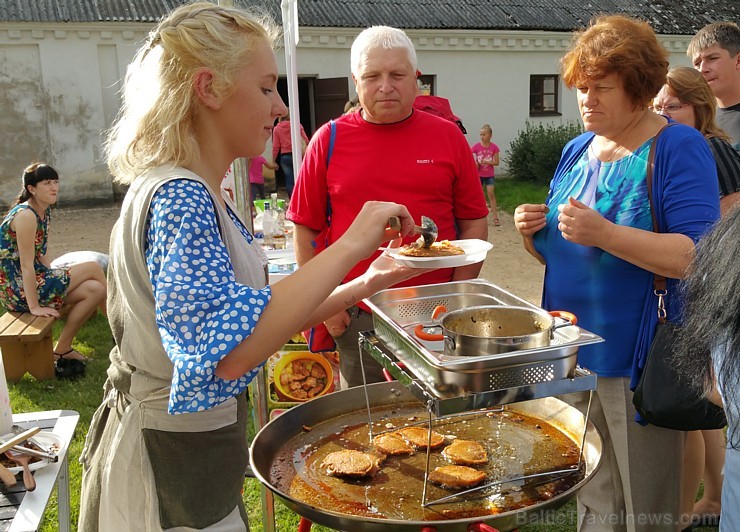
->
[[505, 121, 583, 185]]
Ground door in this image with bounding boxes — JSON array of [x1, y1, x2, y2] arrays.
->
[[313, 77, 349, 130]]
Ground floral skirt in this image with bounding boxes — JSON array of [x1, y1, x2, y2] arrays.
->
[[0, 259, 70, 312]]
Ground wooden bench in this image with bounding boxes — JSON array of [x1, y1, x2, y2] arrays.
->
[[0, 312, 56, 380]]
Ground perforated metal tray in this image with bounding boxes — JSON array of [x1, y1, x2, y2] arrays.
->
[[364, 279, 603, 393]]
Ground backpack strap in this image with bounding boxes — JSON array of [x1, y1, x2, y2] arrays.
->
[[323, 120, 336, 246], [310, 120, 336, 251]]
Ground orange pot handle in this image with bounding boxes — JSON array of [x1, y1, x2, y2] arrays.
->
[[431, 305, 447, 320], [414, 324, 444, 342], [549, 310, 577, 326]]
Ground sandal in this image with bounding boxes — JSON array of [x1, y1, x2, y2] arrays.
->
[[54, 356, 85, 379], [53, 348, 90, 363], [493, 218, 500, 226]]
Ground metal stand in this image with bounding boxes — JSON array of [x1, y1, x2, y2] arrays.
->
[[358, 330, 597, 509], [249, 370, 276, 532], [360, 331, 597, 416]]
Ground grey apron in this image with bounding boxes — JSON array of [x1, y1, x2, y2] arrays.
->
[[79, 166, 267, 531]]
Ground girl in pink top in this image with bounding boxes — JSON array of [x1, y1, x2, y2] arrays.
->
[[248, 155, 276, 200], [272, 111, 309, 198], [471, 124, 500, 225]]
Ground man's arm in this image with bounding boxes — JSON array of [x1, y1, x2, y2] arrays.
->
[[451, 217, 488, 280], [294, 224, 321, 266], [720, 191, 740, 216]]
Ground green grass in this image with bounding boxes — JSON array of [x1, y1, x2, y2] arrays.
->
[[8, 312, 112, 531], [491, 177, 550, 213], [9, 184, 718, 531]]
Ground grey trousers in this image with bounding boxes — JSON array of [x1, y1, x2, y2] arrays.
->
[[566, 376, 684, 532], [333, 306, 384, 389]]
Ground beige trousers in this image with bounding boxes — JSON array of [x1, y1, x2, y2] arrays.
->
[[567, 376, 684, 532]]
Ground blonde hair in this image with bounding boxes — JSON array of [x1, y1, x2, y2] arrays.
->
[[662, 67, 731, 142], [480, 124, 492, 134], [561, 15, 668, 109], [105, 2, 279, 184]]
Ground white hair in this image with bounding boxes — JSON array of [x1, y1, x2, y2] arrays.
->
[[350, 26, 418, 77]]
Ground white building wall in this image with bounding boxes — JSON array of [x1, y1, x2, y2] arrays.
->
[[288, 28, 696, 176], [0, 22, 695, 205], [0, 22, 148, 206]]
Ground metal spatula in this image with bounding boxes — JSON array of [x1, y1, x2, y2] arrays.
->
[[388, 215, 438, 248]]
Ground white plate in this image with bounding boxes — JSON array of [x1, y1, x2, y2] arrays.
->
[[1, 431, 63, 473], [385, 239, 493, 268]]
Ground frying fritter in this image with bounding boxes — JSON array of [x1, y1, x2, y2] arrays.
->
[[398, 240, 464, 257], [398, 426, 446, 449], [373, 432, 414, 456], [428, 465, 487, 489], [320, 450, 384, 478], [442, 439, 488, 466]]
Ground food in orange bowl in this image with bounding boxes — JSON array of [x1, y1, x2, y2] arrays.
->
[[273, 352, 334, 402]]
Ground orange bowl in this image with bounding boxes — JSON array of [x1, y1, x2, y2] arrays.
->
[[273, 352, 334, 402]]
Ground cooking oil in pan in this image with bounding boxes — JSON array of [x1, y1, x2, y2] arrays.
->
[[270, 404, 583, 521]]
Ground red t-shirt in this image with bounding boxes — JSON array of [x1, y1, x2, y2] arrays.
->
[[288, 110, 488, 293]]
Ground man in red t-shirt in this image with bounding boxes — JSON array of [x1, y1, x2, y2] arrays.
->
[[287, 26, 488, 388]]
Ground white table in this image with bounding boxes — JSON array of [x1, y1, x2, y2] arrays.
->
[[266, 248, 297, 284], [0, 410, 79, 532]]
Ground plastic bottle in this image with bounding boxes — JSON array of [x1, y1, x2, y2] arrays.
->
[[271, 193, 286, 249], [262, 200, 275, 247]]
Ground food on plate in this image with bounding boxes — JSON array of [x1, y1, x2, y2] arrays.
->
[[397, 426, 446, 449], [398, 240, 464, 257], [373, 432, 414, 456], [0, 439, 53, 468], [321, 449, 385, 478], [279, 358, 328, 400], [442, 439, 488, 466], [429, 465, 487, 489]]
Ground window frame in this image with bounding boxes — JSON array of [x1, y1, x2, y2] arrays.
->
[[529, 74, 561, 117], [417, 74, 435, 96]]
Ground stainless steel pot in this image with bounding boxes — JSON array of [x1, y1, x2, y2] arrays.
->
[[416, 306, 576, 357], [249, 381, 602, 532]]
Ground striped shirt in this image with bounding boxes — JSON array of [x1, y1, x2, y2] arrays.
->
[[707, 135, 740, 198]]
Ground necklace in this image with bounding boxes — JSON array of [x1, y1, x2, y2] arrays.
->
[[604, 144, 624, 163], [602, 111, 648, 163]]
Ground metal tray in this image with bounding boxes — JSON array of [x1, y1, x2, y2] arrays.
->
[[364, 279, 603, 393]]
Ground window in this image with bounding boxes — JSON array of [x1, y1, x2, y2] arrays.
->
[[530, 75, 560, 116], [417, 74, 435, 96]]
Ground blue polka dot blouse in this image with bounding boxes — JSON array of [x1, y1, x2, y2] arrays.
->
[[145, 179, 271, 414]]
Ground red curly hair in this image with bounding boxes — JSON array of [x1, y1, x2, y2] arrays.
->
[[561, 15, 669, 109]]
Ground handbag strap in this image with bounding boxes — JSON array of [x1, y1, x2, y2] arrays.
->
[[645, 122, 676, 324]]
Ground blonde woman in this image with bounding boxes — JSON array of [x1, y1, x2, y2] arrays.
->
[[652, 66, 740, 216], [78, 3, 424, 530]]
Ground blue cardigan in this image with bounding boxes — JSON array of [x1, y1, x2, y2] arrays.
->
[[534, 122, 719, 388]]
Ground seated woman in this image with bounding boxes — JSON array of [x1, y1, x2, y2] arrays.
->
[[0, 163, 107, 370]]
